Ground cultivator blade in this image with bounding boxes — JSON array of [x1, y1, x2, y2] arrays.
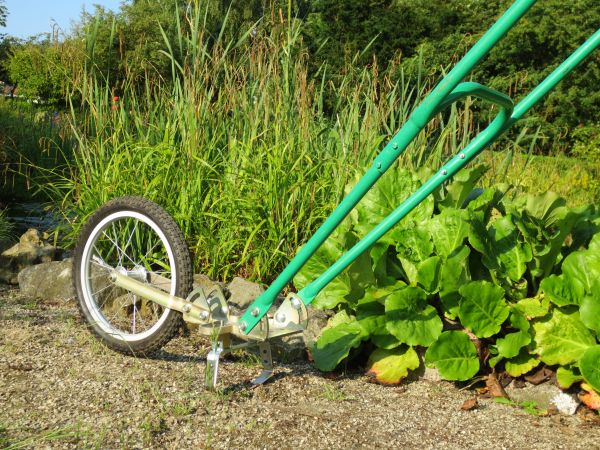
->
[[204, 342, 224, 390], [251, 341, 274, 386], [108, 271, 308, 388]]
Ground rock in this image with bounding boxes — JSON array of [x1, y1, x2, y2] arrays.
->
[[193, 273, 222, 292], [551, 392, 580, 415], [226, 276, 264, 309], [17, 259, 75, 301], [0, 229, 59, 284], [505, 380, 563, 410]]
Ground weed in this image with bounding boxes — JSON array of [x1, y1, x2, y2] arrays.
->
[[494, 397, 548, 416], [321, 383, 347, 401]]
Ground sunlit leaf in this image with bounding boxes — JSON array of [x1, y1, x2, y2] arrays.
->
[[366, 346, 420, 385], [385, 286, 443, 346], [424, 331, 479, 381], [579, 345, 600, 394], [458, 281, 510, 338], [532, 309, 596, 365]]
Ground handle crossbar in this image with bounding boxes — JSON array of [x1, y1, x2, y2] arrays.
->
[[239, 0, 600, 334]]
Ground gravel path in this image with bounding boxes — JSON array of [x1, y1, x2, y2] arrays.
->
[[1, 284, 599, 449]]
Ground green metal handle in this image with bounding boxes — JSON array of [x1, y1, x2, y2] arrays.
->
[[239, 0, 538, 334], [432, 82, 514, 117], [239, 0, 600, 335]]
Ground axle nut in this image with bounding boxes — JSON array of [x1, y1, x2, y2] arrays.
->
[[291, 298, 302, 310], [251, 307, 260, 317], [182, 304, 192, 313], [199, 311, 209, 320], [239, 321, 248, 332]]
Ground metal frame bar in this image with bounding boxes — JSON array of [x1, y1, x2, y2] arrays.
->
[[239, 0, 600, 333]]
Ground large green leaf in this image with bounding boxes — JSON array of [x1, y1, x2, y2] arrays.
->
[[293, 228, 352, 309], [424, 331, 480, 381], [540, 275, 585, 307], [354, 168, 434, 247], [532, 309, 596, 365], [385, 286, 443, 346], [438, 165, 487, 210], [458, 281, 510, 338], [496, 331, 531, 359], [562, 250, 600, 295], [427, 208, 470, 257], [416, 255, 441, 294], [395, 226, 433, 263], [512, 296, 550, 319], [556, 366, 583, 389], [504, 349, 540, 377], [312, 321, 368, 372], [579, 345, 600, 394], [439, 245, 471, 318], [366, 346, 420, 385], [580, 293, 600, 333], [468, 215, 533, 283]]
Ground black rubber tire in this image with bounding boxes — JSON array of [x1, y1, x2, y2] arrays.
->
[[73, 196, 193, 356]]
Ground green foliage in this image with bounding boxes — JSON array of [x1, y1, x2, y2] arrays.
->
[[0, 208, 13, 242], [297, 163, 600, 389], [7, 43, 66, 103], [424, 331, 479, 381], [579, 346, 600, 394], [367, 346, 420, 385]]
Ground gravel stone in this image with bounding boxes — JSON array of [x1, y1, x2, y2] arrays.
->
[[1, 283, 599, 449]]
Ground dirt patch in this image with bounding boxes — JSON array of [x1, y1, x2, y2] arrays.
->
[[1, 284, 599, 449]]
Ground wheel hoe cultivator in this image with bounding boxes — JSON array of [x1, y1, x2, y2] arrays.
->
[[73, 0, 600, 389]]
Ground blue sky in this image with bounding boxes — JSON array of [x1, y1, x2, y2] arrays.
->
[[3, 0, 123, 39]]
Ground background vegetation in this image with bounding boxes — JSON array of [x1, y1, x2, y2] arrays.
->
[[0, 0, 598, 281]]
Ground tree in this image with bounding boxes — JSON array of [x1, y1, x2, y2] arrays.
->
[[0, 0, 7, 28], [7, 42, 67, 103]]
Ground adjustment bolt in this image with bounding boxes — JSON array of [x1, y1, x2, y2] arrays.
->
[[393, 142, 398, 149], [251, 307, 260, 317], [291, 297, 302, 310], [460, 153, 465, 159], [239, 321, 248, 331], [275, 312, 286, 323], [182, 304, 191, 313], [442, 169, 448, 175], [199, 310, 209, 320]]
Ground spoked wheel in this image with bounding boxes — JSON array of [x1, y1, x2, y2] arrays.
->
[[73, 196, 193, 355]]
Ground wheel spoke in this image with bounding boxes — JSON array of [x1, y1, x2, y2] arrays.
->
[[101, 230, 137, 267]]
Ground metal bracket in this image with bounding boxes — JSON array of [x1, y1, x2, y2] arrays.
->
[[251, 341, 274, 386]]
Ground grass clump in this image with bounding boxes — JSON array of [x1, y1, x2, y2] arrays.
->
[[38, 6, 480, 282]]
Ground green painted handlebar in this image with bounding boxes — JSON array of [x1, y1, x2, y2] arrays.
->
[[239, 0, 600, 334]]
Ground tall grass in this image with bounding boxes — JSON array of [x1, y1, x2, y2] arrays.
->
[[0, 98, 73, 201], [41, 5, 530, 282]]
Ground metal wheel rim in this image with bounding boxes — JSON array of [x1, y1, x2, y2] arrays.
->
[[80, 210, 177, 341]]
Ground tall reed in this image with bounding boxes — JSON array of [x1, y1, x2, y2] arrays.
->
[[45, 5, 480, 282]]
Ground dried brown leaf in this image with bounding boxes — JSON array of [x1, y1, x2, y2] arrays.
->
[[461, 397, 478, 411]]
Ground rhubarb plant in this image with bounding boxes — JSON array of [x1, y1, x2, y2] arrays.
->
[[294, 165, 600, 400]]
